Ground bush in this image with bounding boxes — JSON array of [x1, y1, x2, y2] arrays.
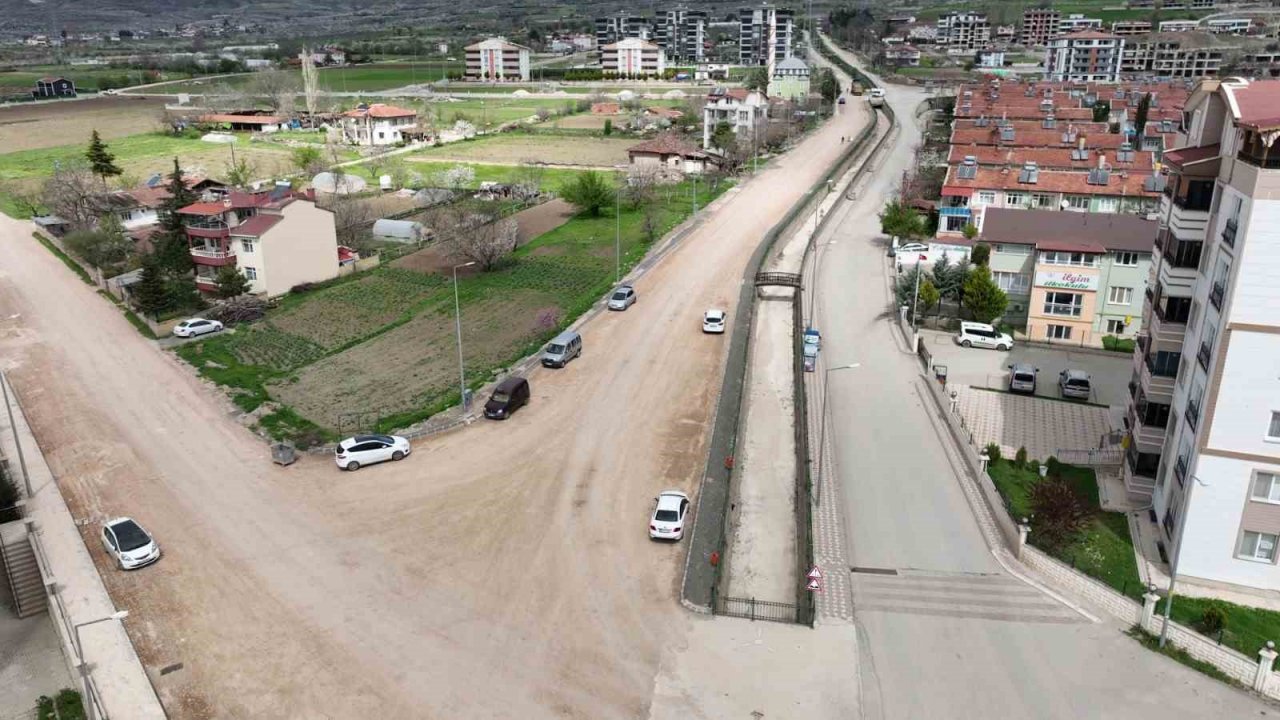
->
[[1026, 459, 1041, 476], [1014, 446, 1028, 469], [1046, 456, 1061, 477], [0, 463, 20, 523], [1029, 477, 1093, 548], [984, 442, 1001, 464], [1199, 602, 1227, 635]]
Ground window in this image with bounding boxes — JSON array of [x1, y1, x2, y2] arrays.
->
[[993, 271, 1030, 294], [1032, 193, 1055, 208], [1252, 472, 1280, 503], [1044, 292, 1083, 316], [1065, 195, 1090, 210], [1268, 411, 1280, 441], [1106, 318, 1126, 334], [1039, 251, 1098, 267], [1113, 252, 1139, 266], [243, 267, 258, 280], [1096, 197, 1119, 213], [1005, 191, 1027, 207], [1046, 324, 1072, 340], [241, 240, 255, 254], [977, 191, 996, 205], [1238, 531, 1278, 562], [1107, 286, 1133, 305]]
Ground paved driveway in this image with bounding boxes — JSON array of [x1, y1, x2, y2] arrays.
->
[[953, 385, 1116, 461], [919, 329, 1134, 407]]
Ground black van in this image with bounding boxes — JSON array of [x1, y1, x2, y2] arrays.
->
[[484, 376, 530, 420]]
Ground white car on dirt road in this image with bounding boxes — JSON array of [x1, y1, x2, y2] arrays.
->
[[173, 318, 224, 338], [334, 434, 411, 471], [607, 285, 636, 311], [702, 309, 726, 334], [101, 517, 161, 570], [649, 491, 690, 540]]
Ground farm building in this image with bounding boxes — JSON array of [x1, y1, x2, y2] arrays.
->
[[372, 219, 430, 243], [197, 113, 286, 132], [32, 76, 75, 98], [628, 133, 720, 175]]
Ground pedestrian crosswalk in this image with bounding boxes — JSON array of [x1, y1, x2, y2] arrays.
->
[[851, 568, 1086, 624]]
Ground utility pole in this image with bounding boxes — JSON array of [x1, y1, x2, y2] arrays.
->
[[911, 261, 922, 332], [615, 183, 621, 282]]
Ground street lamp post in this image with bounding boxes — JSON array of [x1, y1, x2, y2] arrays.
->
[[74, 610, 128, 720], [452, 262, 476, 410], [615, 184, 621, 282], [816, 362, 860, 505]]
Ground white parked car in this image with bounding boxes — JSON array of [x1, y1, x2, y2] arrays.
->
[[101, 517, 161, 570], [607, 285, 636, 311], [649, 490, 691, 541], [334, 434, 411, 471], [173, 318, 224, 338], [955, 321, 1013, 351], [702, 309, 727, 334], [893, 242, 930, 257]]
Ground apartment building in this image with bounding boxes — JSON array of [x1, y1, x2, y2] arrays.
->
[[1126, 78, 1280, 597], [976, 208, 1154, 343], [601, 38, 666, 77], [739, 4, 795, 68], [1160, 20, 1201, 33], [1059, 15, 1104, 33], [1111, 20, 1153, 37], [179, 189, 339, 298], [1120, 34, 1233, 79], [1205, 18, 1252, 35], [595, 14, 650, 48], [936, 12, 991, 53], [655, 8, 708, 64], [1045, 31, 1125, 83], [702, 87, 767, 150], [1021, 8, 1061, 47], [464, 37, 531, 82]]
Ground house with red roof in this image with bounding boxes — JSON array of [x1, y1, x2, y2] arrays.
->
[[339, 103, 419, 146], [628, 133, 720, 175], [178, 187, 340, 297]]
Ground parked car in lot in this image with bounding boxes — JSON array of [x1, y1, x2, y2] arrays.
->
[[101, 517, 160, 570], [955, 321, 1012, 351], [1008, 363, 1038, 394], [173, 318, 224, 338], [484, 376, 530, 420], [334, 434, 411, 471], [890, 242, 930, 257], [1059, 369, 1092, 400], [541, 330, 582, 368], [649, 490, 690, 541], [703, 309, 726, 334], [607, 285, 636, 311]]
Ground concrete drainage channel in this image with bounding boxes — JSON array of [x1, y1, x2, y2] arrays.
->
[[680, 52, 899, 626]]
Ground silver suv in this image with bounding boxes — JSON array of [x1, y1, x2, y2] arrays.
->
[[1059, 369, 1092, 400]]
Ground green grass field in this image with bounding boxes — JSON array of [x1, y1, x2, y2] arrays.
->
[[152, 61, 464, 95], [0, 66, 189, 93], [910, 1, 1209, 23], [176, 176, 733, 443], [423, 97, 580, 126]]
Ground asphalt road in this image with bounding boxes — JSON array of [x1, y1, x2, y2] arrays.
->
[[813, 37, 1271, 720]]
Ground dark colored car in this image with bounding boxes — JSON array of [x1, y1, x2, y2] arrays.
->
[[484, 376, 530, 420]]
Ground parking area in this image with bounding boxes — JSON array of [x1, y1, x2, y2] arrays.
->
[[919, 329, 1134, 407], [953, 384, 1118, 461]]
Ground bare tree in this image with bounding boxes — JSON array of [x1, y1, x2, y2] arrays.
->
[[444, 214, 518, 270], [434, 164, 476, 191], [512, 159, 546, 198], [41, 163, 113, 231], [324, 192, 377, 250], [622, 164, 665, 242], [2, 181, 47, 217], [250, 68, 301, 115], [205, 82, 251, 114]]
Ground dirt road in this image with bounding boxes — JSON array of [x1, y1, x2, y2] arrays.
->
[[0, 99, 871, 718]]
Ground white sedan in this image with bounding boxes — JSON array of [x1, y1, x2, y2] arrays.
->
[[893, 242, 930, 256], [334, 434, 411, 471], [703, 309, 727, 334], [173, 318, 224, 338], [101, 517, 161, 570], [649, 490, 691, 541]]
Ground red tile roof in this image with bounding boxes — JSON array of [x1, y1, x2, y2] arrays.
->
[[1162, 144, 1220, 168], [953, 119, 1109, 134], [198, 113, 285, 125], [1226, 79, 1280, 130], [178, 201, 229, 216], [946, 166, 1160, 197], [343, 103, 417, 119], [628, 133, 713, 160], [229, 214, 282, 238], [948, 145, 1154, 173], [950, 127, 1130, 149]]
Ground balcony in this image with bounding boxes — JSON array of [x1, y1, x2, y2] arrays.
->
[[1128, 402, 1168, 451], [186, 225, 231, 240], [1221, 218, 1237, 247], [190, 247, 237, 267], [1147, 305, 1187, 348], [194, 274, 219, 291], [1137, 351, 1178, 401], [1238, 148, 1280, 170], [1209, 281, 1225, 311], [1123, 444, 1160, 501]]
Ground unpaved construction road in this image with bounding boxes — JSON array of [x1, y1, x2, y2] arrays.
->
[[0, 101, 872, 717]]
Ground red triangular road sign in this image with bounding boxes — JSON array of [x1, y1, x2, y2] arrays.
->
[[806, 578, 822, 592], [807, 565, 823, 581]]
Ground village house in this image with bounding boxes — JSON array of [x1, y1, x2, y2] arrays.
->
[[339, 103, 418, 146], [628, 133, 720, 175], [702, 87, 768, 151], [32, 76, 75, 99], [178, 188, 340, 297]]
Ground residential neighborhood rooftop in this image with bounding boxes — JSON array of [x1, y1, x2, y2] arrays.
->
[[979, 207, 1159, 251]]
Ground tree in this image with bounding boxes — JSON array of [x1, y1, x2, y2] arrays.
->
[[816, 68, 839, 105], [213, 265, 252, 298], [164, 274, 201, 312], [879, 200, 923, 239], [622, 164, 663, 242], [435, 164, 476, 191], [250, 68, 301, 115], [962, 223, 979, 241], [291, 145, 324, 175], [1029, 477, 1093, 549], [153, 158, 197, 274], [41, 162, 112, 232], [931, 253, 962, 305], [1092, 100, 1111, 124], [710, 121, 736, 152], [1134, 92, 1152, 139], [962, 266, 1008, 323], [917, 277, 940, 317], [970, 242, 990, 266], [603, 118, 613, 136], [326, 192, 377, 251], [223, 155, 256, 187], [512, 159, 546, 198], [743, 66, 769, 93], [894, 264, 925, 307], [445, 216, 518, 270], [559, 170, 615, 217], [133, 256, 169, 315], [85, 130, 123, 185]]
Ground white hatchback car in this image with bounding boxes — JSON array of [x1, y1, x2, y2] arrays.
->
[[649, 491, 691, 541], [173, 318, 224, 338], [955, 321, 1013, 351], [101, 517, 161, 570], [703, 309, 727, 334], [334, 434, 411, 471], [607, 285, 636, 311]]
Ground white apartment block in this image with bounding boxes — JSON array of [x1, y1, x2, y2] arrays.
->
[[1059, 15, 1104, 33], [1121, 36, 1232, 79], [601, 37, 666, 77], [702, 87, 767, 151], [1045, 31, 1125, 83], [936, 12, 991, 52], [1160, 20, 1201, 33], [464, 37, 531, 82], [1205, 18, 1252, 35], [1130, 78, 1280, 597], [655, 8, 708, 64], [739, 4, 795, 68], [595, 14, 650, 48]]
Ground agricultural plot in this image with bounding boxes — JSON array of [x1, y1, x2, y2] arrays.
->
[[399, 160, 594, 190], [413, 134, 636, 167], [0, 96, 169, 152], [423, 98, 574, 126], [151, 62, 464, 95], [177, 178, 731, 441]]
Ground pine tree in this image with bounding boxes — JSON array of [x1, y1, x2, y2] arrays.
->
[[154, 158, 197, 274], [133, 257, 169, 315], [85, 130, 122, 184], [962, 266, 1008, 324], [214, 265, 251, 299]]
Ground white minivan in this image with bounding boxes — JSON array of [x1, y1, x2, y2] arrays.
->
[[955, 321, 1013, 351]]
